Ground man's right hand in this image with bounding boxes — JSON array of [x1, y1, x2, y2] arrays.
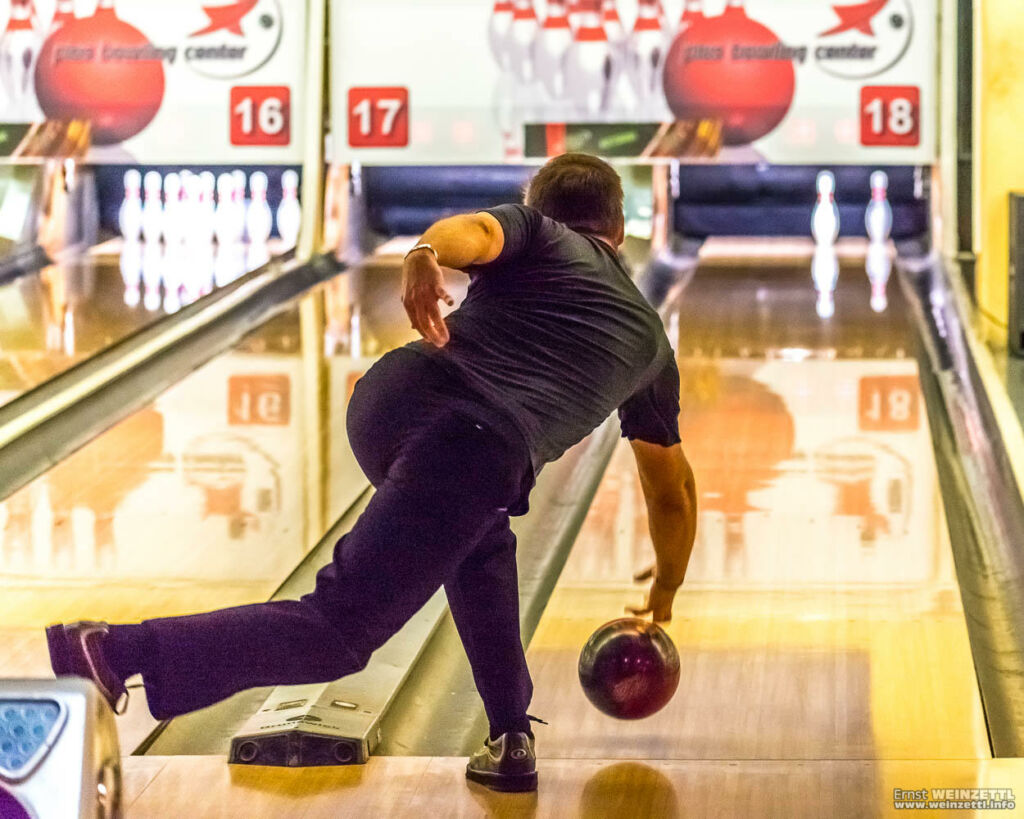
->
[[401, 249, 454, 348], [626, 566, 678, 623]]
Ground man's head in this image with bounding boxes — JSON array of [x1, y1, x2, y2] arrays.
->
[[525, 153, 625, 246]]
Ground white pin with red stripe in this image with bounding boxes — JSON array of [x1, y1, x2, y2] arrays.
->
[[0, 0, 41, 121], [563, 0, 617, 116], [627, 0, 667, 114], [536, 0, 574, 101], [488, 1, 515, 72]]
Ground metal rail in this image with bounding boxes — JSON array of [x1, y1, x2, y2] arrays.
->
[[899, 256, 1024, 756]]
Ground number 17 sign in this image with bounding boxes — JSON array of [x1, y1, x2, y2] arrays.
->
[[348, 87, 409, 148]]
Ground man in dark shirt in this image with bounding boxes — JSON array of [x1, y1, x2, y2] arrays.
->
[[46, 153, 697, 793]]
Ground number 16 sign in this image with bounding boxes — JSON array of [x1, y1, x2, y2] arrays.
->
[[348, 87, 409, 148], [230, 86, 291, 147]]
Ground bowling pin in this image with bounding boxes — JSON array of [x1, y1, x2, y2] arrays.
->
[[198, 171, 217, 245], [245, 171, 273, 245], [627, 0, 667, 112], [679, 0, 703, 28], [247, 238, 270, 270], [214, 172, 236, 245], [49, 0, 75, 31], [118, 169, 143, 241], [119, 238, 143, 307], [812, 244, 839, 319], [232, 170, 248, 241], [536, 1, 573, 100], [865, 239, 891, 314], [488, 1, 514, 71], [189, 239, 216, 296], [507, 0, 538, 85], [141, 241, 163, 311], [213, 241, 238, 288], [276, 169, 301, 248], [162, 172, 183, 245], [601, 0, 626, 53], [141, 170, 163, 245], [180, 172, 205, 245], [811, 170, 840, 245], [0, 0, 41, 121], [567, 0, 583, 31], [162, 241, 185, 314], [865, 170, 892, 243], [563, 0, 617, 117], [656, 0, 668, 30]]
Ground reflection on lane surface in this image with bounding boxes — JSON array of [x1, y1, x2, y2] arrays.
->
[[527, 258, 990, 764], [0, 251, 460, 750], [0, 237, 286, 409]]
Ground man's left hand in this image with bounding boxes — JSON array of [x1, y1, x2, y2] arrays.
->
[[402, 249, 454, 347], [626, 566, 677, 623]]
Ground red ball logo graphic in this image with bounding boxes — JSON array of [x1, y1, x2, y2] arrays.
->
[[34, 7, 165, 145], [663, 5, 795, 146]]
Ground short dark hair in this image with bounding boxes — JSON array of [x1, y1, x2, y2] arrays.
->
[[525, 152, 623, 237]]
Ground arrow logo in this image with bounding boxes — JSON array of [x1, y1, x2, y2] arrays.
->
[[819, 0, 888, 37], [190, 0, 259, 37]]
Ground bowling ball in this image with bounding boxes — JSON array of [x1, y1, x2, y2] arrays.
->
[[0, 788, 31, 819], [578, 618, 680, 719], [662, 5, 794, 146], [35, 7, 165, 145]]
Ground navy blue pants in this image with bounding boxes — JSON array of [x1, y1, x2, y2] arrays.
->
[[139, 348, 535, 737]]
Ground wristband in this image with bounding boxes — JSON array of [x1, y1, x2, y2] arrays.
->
[[405, 243, 439, 262]]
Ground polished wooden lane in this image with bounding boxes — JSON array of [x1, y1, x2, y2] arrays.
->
[[123, 755, 1024, 818], [22, 254, 1002, 814], [0, 261, 453, 752], [525, 258, 989, 763]]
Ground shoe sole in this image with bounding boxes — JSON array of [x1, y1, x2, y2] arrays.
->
[[45, 625, 72, 676], [465, 767, 538, 793]]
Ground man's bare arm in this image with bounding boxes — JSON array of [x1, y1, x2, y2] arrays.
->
[[627, 439, 697, 622], [402, 213, 505, 347], [417, 212, 505, 268]]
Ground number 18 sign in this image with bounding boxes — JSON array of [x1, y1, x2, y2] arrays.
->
[[860, 86, 920, 147], [858, 375, 919, 432]]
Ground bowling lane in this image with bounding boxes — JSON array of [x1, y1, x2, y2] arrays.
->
[[0, 252, 460, 752], [0, 236, 290, 410], [526, 250, 991, 762]]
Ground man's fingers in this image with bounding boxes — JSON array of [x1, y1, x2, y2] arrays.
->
[[633, 566, 655, 583], [436, 286, 454, 307], [402, 291, 447, 345], [408, 298, 428, 338], [424, 301, 449, 347], [402, 301, 422, 335]]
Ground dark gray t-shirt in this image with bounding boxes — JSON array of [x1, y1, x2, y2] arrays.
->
[[407, 204, 681, 471]]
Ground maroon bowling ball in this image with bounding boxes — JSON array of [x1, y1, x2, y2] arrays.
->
[[0, 788, 32, 819], [578, 618, 680, 719]]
